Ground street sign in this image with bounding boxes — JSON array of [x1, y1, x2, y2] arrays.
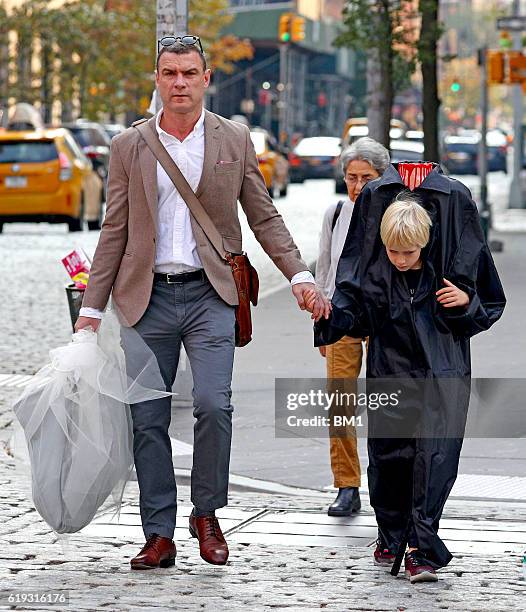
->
[[496, 16, 526, 31], [507, 51, 526, 83]]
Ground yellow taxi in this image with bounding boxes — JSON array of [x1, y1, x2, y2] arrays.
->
[[0, 128, 104, 233], [250, 129, 289, 197]]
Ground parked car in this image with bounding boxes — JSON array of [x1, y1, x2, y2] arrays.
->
[[249, 129, 289, 197], [61, 122, 111, 183], [0, 128, 104, 232], [103, 123, 126, 140], [389, 139, 425, 163], [486, 129, 508, 172], [288, 136, 341, 183], [441, 136, 478, 174], [442, 132, 507, 175]]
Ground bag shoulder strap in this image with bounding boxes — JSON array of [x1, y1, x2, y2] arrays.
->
[[331, 200, 344, 232], [134, 120, 227, 261]]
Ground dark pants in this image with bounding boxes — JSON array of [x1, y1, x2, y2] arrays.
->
[[367, 376, 470, 569], [123, 276, 235, 540], [368, 436, 464, 569]]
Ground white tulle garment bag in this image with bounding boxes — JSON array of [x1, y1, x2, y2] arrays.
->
[[13, 308, 172, 534]]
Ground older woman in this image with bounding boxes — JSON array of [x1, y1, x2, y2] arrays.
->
[[316, 137, 390, 517]]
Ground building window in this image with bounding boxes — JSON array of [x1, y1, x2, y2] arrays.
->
[[229, 0, 291, 7]]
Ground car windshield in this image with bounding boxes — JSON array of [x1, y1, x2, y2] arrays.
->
[[68, 127, 110, 148], [250, 132, 266, 156], [294, 138, 340, 157], [0, 140, 58, 163]]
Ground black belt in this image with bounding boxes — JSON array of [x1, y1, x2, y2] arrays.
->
[[154, 270, 206, 284]]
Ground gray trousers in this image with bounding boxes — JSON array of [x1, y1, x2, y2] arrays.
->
[[126, 275, 235, 540]]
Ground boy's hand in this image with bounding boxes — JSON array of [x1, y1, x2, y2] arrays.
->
[[436, 278, 469, 308], [304, 288, 317, 311], [302, 287, 331, 322]]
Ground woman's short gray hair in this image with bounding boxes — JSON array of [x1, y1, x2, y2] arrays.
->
[[340, 137, 391, 175]]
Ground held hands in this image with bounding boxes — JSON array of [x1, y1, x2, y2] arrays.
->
[[74, 316, 102, 333], [292, 283, 331, 322], [299, 286, 330, 355], [436, 278, 470, 309], [305, 288, 332, 322]]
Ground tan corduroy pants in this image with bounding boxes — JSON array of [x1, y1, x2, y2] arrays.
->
[[326, 336, 366, 488]]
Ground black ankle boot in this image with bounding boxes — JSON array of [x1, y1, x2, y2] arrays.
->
[[327, 487, 361, 516]]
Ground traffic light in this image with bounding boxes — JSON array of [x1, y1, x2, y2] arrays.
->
[[487, 50, 505, 84], [506, 50, 526, 83], [279, 13, 292, 43], [499, 31, 513, 49], [291, 16, 306, 42], [450, 79, 461, 93]]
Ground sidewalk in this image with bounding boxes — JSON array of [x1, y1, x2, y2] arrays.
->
[[0, 229, 525, 610], [0, 457, 524, 611]]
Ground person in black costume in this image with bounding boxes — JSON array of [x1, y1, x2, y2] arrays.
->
[[313, 164, 506, 583]]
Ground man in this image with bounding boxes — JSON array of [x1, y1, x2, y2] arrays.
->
[[75, 36, 328, 569]]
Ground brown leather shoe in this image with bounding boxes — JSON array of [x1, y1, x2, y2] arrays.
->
[[130, 534, 176, 570], [189, 511, 229, 565]]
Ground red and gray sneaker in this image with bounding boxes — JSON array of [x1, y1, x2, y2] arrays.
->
[[404, 550, 438, 583], [373, 540, 396, 567]]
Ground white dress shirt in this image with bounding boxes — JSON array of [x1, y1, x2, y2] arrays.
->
[[80, 108, 313, 320], [154, 108, 204, 273], [315, 198, 354, 299]]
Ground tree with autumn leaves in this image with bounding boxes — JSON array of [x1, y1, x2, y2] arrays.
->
[[2, 0, 253, 121], [335, 0, 441, 161]]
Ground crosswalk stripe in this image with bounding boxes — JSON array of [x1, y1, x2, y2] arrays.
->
[[7, 375, 33, 387], [0, 374, 26, 387]]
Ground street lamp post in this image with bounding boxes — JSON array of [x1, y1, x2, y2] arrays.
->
[[478, 47, 490, 240], [509, 0, 524, 208], [278, 43, 288, 144], [152, 0, 189, 113]]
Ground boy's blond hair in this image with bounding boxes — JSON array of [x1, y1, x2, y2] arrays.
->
[[380, 193, 432, 249]]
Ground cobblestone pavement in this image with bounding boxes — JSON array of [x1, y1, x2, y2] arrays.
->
[[0, 442, 524, 612], [1, 205, 525, 610]]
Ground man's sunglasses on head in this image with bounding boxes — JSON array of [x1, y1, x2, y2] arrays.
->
[[157, 35, 204, 54]]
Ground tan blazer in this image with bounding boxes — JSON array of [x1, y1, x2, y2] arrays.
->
[[82, 110, 308, 327]]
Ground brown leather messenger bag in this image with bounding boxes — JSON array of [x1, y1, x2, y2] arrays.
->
[[134, 120, 259, 347]]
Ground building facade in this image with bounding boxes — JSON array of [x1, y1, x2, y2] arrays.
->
[[211, 0, 363, 142]]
